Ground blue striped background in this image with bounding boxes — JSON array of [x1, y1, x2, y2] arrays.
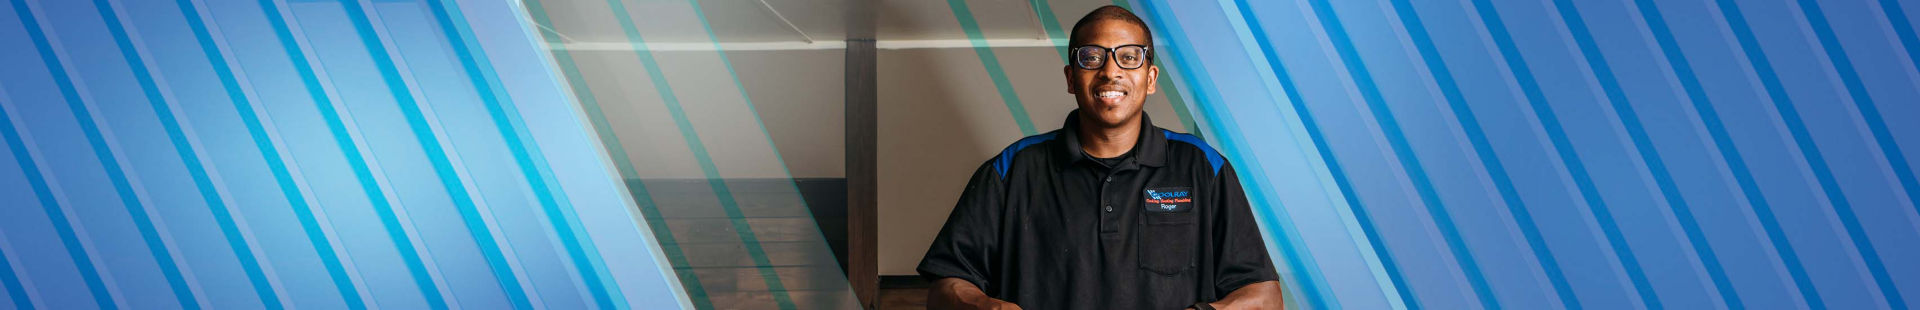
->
[[0, 0, 688, 308], [1136, 0, 1920, 308]]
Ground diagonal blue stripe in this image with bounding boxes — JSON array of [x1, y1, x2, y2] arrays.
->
[[1301, 0, 1502, 307], [1213, 0, 1372, 308], [172, 0, 307, 306], [1709, 0, 1889, 307], [13, 0, 198, 307], [330, 0, 533, 307], [254, 0, 394, 307], [1629, 0, 1822, 307], [0, 236, 28, 310], [420, 0, 622, 308], [1547, 0, 1742, 308], [1789, 0, 1910, 307], [1383, 0, 1580, 307], [1468, 0, 1661, 307]]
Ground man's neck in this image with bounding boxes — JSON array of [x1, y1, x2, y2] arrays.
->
[[1077, 113, 1142, 159]]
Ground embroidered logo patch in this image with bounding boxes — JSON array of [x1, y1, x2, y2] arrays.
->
[[1143, 187, 1194, 213]]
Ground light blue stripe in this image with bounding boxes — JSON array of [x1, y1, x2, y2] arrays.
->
[[517, 0, 711, 308], [1303, 0, 1502, 307], [254, 0, 391, 307], [1139, 2, 1338, 308], [1548, 0, 1740, 308], [1470, 0, 1659, 307], [597, 0, 795, 308], [0, 236, 27, 310], [1211, 1, 1354, 307], [1788, 0, 1908, 307], [96, 0, 288, 307], [0, 100, 102, 310], [419, 0, 621, 307], [1629, 0, 1821, 307], [330, 0, 532, 307], [1709, 0, 1882, 307], [174, 0, 304, 306], [12, 0, 187, 307], [1381, 0, 1579, 307], [947, 0, 1037, 136]]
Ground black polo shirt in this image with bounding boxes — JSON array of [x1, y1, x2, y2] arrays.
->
[[918, 111, 1278, 309]]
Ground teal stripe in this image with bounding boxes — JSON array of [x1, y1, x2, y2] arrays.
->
[[519, 0, 714, 308], [599, 0, 796, 308], [420, 0, 625, 308], [948, 0, 1038, 135], [1029, 0, 1070, 63], [253, 0, 378, 306], [172, 0, 293, 307], [331, 0, 535, 307]]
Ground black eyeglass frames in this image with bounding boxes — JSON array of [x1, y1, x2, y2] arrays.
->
[[1070, 44, 1151, 70]]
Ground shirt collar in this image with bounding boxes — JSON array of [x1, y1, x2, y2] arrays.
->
[[1059, 109, 1168, 168]]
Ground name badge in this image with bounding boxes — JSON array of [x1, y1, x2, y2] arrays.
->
[[1143, 187, 1194, 213]]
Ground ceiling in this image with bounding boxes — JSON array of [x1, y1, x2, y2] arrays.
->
[[529, 0, 1127, 45]]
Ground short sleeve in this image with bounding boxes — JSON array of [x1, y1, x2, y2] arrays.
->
[[916, 160, 1006, 292], [1211, 162, 1280, 296]]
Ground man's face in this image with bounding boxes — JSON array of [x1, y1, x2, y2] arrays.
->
[[1065, 19, 1158, 129]]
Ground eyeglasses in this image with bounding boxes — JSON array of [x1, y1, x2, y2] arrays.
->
[[1070, 44, 1151, 70]]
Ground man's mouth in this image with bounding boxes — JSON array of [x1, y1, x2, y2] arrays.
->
[[1096, 90, 1126, 100]]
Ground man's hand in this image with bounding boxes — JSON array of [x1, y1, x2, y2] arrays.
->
[[1200, 280, 1284, 310], [928, 278, 1021, 310]]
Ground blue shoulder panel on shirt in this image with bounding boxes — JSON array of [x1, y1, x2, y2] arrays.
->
[[995, 132, 1058, 179], [1163, 130, 1224, 174]]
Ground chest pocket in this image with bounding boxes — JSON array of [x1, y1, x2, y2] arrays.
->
[[1138, 186, 1198, 275]]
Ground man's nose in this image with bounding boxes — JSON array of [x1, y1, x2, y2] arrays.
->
[[1099, 59, 1126, 81]]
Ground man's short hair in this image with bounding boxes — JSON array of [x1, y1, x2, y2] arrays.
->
[[1067, 5, 1154, 51]]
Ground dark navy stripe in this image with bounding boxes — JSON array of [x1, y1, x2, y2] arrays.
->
[[1790, 0, 1909, 307], [331, 0, 532, 307], [1385, 0, 1580, 307], [1550, 0, 1742, 308], [995, 132, 1057, 179], [1302, 0, 1502, 307], [420, 0, 620, 307], [1630, 0, 1822, 307], [1162, 131, 1222, 174], [173, 0, 299, 306], [254, 0, 384, 307]]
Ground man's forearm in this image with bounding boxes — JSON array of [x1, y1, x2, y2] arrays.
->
[[928, 278, 1019, 310], [1207, 280, 1284, 310]]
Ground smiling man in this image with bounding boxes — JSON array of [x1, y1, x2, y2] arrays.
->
[[917, 5, 1283, 310]]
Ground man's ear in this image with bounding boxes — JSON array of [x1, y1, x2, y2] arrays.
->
[[1145, 65, 1160, 95], [1064, 65, 1078, 94]]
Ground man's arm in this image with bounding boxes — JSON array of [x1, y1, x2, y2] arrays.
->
[[1200, 280, 1283, 309], [928, 278, 1020, 310], [1207, 163, 1284, 309]]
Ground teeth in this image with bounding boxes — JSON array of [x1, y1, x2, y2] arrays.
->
[[1098, 91, 1124, 98]]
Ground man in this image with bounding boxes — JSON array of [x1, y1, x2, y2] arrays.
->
[[917, 5, 1283, 310]]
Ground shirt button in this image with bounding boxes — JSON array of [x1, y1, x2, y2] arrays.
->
[[1104, 177, 1111, 183], [1104, 205, 1113, 212]]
